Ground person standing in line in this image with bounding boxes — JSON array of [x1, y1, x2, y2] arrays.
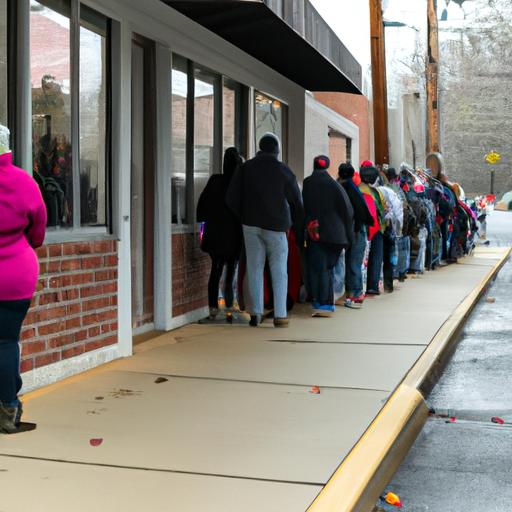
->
[[378, 171, 403, 292], [226, 133, 304, 328], [359, 165, 387, 296], [0, 124, 47, 434], [197, 147, 243, 323], [387, 167, 416, 282], [338, 163, 374, 309], [303, 156, 353, 317]]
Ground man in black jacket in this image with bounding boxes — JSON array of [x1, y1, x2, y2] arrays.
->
[[303, 156, 354, 317], [338, 163, 374, 309], [226, 133, 304, 327]]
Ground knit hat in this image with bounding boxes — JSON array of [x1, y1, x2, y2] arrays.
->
[[360, 160, 374, 169], [338, 163, 355, 180], [386, 167, 398, 181], [314, 155, 330, 170], [360, 165, 379, 185], [259, 133, 280, 156]]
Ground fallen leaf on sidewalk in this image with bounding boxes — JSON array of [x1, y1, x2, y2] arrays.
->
[[89, 438, 103, 447], [310, 386, 321, 394], [154, 377, 169, 384], [486, 297, 496, 303]]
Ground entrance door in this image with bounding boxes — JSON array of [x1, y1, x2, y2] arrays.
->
[[131, 36, 156, 332]]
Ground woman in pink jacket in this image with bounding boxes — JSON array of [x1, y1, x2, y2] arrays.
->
[[0, 128, 47, 434]]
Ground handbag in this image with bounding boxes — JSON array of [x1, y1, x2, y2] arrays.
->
[[307, 219, 320, 242]]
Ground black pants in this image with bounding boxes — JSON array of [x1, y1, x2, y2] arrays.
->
[[383, 231, 396, 291], [306, 241, 342, 306], [208, 256, 237, 309], [0, 300, 30, 406], [367, 231, 384, 292]]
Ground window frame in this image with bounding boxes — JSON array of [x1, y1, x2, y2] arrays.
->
[[14, 0, 114, 241], [171, 53, 248, 229]]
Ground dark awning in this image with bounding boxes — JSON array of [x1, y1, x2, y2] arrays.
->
[[161, 0, 362, 94]]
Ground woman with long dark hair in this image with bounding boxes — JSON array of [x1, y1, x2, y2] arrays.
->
[[197, 147, 243, 322], [0, 125, 47, 433]]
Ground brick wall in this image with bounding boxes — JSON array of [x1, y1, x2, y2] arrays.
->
[[20, 240, 118, 373], [172, 232, 209, 317], [314, 92, 372, 164]]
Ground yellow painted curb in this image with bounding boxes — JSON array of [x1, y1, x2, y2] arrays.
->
[[307, 385, 428, 512], [307, 246, 511, 512]]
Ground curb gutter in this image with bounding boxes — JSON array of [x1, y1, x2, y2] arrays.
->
[[306, 247, 511, 512]]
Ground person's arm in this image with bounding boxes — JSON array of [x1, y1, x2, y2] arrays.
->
[[336, 183, 354, 244], [285, 172, 305, 245], [26, 180, 47, 248]]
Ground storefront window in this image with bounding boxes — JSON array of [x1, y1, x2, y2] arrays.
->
[[171, 54, 247, 225], [171, 54, 188, 224], [255, 91, 287, 161], [0, 0, 7, 127], [79, 6, 109, 227], [194, 66, 217, 213], [31, 0, 73, 227], [223, 80, 236, 152], [30, 0, 111, 231]]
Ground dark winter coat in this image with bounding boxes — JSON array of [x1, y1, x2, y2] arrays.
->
[[303, 169, 354, 248], [197, 174, 243, 258], [226, 152, 304, 235], [339, 178, 374, 233]]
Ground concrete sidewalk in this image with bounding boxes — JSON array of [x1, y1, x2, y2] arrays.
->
[[1, 247, 509, 512]]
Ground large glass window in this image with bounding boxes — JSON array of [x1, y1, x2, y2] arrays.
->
[[79, 6, 109, 227], [171, 55, 188, 224], [0, 0, 7, 127], [255, 91, 288, 161], [171, 54, 247, 225], [194, 67, 216, 214], [30, 0, 111, 231], [31, 0, 73, 227]]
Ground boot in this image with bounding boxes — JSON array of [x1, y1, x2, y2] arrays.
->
[[0, 402, 18, 434], [0, 401, 36, 435]]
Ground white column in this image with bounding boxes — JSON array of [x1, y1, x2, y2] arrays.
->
[[154, 44, 173, 330]]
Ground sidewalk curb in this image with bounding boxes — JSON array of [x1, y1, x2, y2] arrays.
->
[[404, 247, 511, 395], [306, 247, 511, 512]]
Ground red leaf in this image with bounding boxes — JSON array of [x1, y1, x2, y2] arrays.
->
[[89, 438, 103, 447], [310, 386, 321, 394]]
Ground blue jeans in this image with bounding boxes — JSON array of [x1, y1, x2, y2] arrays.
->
[[345, 228, 367, 297], [306, 241, 342, 306], [0, 299, 30, 407], [396, 236, 411, 276], [332, 251, 345, 299], [367, 231, 384, 292], [243, 225, 288, 318]]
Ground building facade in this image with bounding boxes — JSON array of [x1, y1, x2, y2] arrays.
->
[[1, 0, 366, 390]]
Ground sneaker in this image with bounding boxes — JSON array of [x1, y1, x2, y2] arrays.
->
[[312, 305, 335, 318], [344, 297, 363, 309], [365, 289, 380, 297], [249, 315, 261, 327], [273, 317, 290, 327]]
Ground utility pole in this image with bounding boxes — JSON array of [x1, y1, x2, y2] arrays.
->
[[369, 0, 389, 166], [427, 0, 440, 154]]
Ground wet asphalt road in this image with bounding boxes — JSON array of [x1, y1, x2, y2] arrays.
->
[[380, 211, 512, 512]]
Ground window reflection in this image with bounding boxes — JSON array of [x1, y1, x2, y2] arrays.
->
[[194, 67, 216, 214], [255, 91, 287, 161], [0, 0, 7, 126], [223, 80, 236, 152], [79, 6, 108, 227], [30, 0, 72, 227], [171, 54, 188, 224]]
